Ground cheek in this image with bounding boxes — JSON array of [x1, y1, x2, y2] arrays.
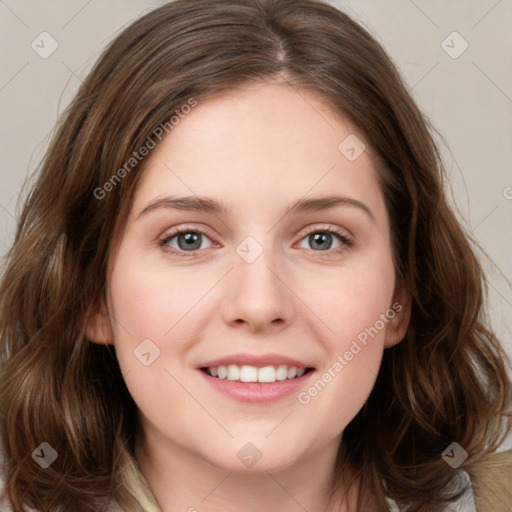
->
[[293, 259, 395, 414], [106, 257, 204, 424], [108, 254, 209, 343], [279, 294, 392, 456], [299, 255, 396, 349]]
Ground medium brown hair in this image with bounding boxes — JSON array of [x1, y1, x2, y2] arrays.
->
[[1, 0, 511, 510]]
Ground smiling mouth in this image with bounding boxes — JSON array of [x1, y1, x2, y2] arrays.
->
[[200, 364, 315, 383]]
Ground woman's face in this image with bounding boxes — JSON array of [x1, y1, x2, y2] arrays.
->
[[89, 82, 409, 473]]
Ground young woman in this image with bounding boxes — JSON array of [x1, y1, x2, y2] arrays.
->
[[1, 1, 511, 511]]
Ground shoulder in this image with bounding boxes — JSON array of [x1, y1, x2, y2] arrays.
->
[[445, 471, 478, 511], [0, 471, 15, 512], [469, 448, 512, 511], [385, 470, 477, 512]]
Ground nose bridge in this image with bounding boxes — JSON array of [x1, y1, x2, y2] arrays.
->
[[233, 233, 281, 298], [221, 233, 294, 330]]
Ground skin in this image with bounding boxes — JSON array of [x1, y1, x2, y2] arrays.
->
[[88, 82, 410, 512]]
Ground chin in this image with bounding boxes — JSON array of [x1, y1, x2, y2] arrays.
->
[[202, 441, 304, 474]]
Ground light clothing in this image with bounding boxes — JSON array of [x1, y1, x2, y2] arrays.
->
[[386, 470, 477, 511], [1, 470, 477, 511]]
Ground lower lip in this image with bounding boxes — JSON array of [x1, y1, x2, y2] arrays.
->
[[198, 369, 315, 403]]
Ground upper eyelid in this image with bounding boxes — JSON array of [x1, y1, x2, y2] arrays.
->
[[160, 224, 217, 242], [300, 223, 352, 238]]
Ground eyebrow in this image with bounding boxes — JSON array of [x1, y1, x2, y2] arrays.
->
[[137, 194, 376, 223]]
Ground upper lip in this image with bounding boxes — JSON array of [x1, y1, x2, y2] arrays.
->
[[199, 353, 314, 369]]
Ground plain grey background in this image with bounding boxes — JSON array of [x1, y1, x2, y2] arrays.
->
[[0, 0, 511, 449]]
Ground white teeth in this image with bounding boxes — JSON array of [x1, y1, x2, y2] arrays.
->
[[276, 364, 288, 381], [205, 364, 309, 383], [240, 365, 258, 382], [227, 364, 240, 380], [287, 367, 297, 379], [258, 365, 276, 382]]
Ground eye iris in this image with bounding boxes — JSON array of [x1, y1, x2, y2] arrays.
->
[[178, 232, 202, 250], [310, 232, 332, 251]]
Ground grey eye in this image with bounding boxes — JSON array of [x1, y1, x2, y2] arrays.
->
[[298, 232, 343, 251], [164, 231, 213, 251]]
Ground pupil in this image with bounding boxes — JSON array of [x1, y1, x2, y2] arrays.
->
[[178, 232, 201, 250], [311, 233, 331, 251]]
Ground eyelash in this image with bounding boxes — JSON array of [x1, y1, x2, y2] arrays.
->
[[158, 224, 354, 259]]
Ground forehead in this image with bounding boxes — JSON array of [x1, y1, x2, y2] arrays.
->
[[131, 82, 387, 222]]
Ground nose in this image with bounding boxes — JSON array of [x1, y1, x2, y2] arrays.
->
[[220, 244, 296, 333]]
